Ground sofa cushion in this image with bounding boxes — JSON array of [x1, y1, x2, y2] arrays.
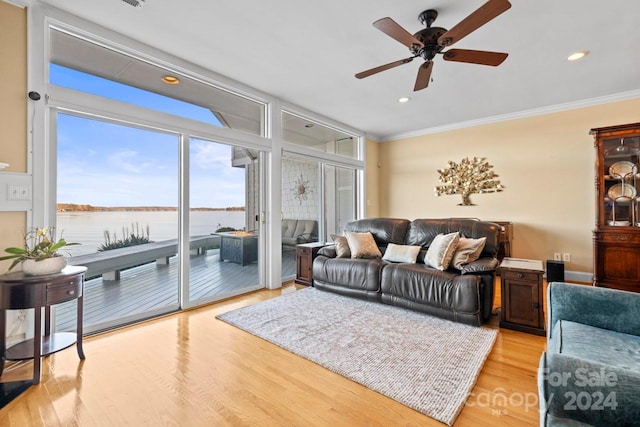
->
[[425, 232, 459, 270], [405, 218, 500, 258], [345, 218, 410, 248], [313, 257, 383, 296], [549, 320, 640, 371], [330, 234, 351, 258], [451, 236, 486, 270], [380, 263, 482, 325], [382, 243, 421, 263], [459, 257, 499, 274], [345, 231, 382, 259], [282, 219, 298, 238], [294, 220, 316, 239]]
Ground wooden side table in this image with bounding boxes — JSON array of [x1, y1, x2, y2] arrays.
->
[[499, 258, 545, 336], [0, 266, 87, 384], [295, 242, 326, 286]]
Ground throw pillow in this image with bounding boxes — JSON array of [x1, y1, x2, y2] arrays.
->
[[382, 243, 421, 263], [451, 236, 487, 270], [424, 232, 460, 271], [330, 234, 351, 258], [345, 231, 382, 259]]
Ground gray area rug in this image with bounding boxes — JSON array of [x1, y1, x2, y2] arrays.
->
[[217, 287, 498, 426]]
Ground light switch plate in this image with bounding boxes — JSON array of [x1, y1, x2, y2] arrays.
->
[[8, 184, 31, 200]]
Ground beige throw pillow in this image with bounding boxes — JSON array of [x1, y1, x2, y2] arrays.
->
[[330, 234, 351, 258], [451, 236, 487, 270], [382, 243, 421, 263], [345, 231, 382, 259], [424, 232, 460, 270]]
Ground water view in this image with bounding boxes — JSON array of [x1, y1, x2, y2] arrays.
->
[[57, 210, 246, 256]]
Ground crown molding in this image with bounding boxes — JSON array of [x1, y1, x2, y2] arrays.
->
[[379, 89, 640, 143], [2, 0, 30, 7]]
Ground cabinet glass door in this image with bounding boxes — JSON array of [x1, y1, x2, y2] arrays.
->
[[602, 136, 640, 227]]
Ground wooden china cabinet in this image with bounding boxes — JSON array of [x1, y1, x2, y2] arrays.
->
[[592, 122, 640, 292]]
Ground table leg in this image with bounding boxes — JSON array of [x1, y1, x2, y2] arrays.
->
[[44, 305, 51, 337], [76, 295, 85, 360], [33, 306, 41, 384], [0, 310, 5, 377]]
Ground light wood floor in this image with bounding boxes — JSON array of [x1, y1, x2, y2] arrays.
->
[[0, 280, 548, 426]]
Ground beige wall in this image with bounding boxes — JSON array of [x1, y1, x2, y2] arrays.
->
[[375, 98, 640, 275], [0, 1, 27, 272]]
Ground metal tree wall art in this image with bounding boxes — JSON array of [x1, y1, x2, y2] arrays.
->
[[434, 157, 503, 206]]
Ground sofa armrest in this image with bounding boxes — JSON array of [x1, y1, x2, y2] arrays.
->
[[296, 232, 317, 243], [539, 352, 640, 426], [317, 246, 337, 258], [459, 257, 499, 274], [548, 282, 640, 339]]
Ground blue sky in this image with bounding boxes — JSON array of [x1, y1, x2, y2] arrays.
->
[[53, 65, 246, 208]]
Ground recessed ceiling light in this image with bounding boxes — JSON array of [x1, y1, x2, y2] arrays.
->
[[398, 97, 411, 103], [162, 75, 180, 85], [567, 51, 589, 61]]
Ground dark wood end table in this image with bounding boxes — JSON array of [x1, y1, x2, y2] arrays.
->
[[499, 258, 546, 336], [0, 265, 87, 385], [295, 242, 326, 286]]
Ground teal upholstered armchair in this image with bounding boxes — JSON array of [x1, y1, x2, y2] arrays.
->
[[538, 282, 640, 426]]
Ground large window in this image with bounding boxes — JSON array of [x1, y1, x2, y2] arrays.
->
[[324, 165, 357, 237], [50, 28, 265, 136], [282, 111, 360, 160], [30, 9, 364, 332]]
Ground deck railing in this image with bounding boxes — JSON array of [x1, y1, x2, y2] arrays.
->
[[68, 235, 221, 280]]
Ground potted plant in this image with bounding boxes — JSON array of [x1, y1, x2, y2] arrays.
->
[[0, 227, 79, 275]]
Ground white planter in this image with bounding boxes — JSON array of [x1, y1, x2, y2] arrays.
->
[[22, 257, 67, 276]]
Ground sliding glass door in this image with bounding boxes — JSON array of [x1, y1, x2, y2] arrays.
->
[[281, 157, 320, 280], [324, 164, 357, 236], [55, 113, 180, 332], [187, 139, 262, 303]]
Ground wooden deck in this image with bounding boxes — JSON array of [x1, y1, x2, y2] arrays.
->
[[54, 248, 298, 333]]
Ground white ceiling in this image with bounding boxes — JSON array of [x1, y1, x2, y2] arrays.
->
[[37, 0, 640, 140]]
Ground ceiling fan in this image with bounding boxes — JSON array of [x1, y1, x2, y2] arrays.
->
[[355, 0, 511, 91]]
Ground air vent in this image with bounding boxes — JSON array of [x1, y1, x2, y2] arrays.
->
[[121, 0, 145, 7]]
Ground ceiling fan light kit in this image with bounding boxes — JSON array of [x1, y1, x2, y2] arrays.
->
[[356, 0, 512, 91]]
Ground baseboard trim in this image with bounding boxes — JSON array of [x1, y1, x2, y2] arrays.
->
[[551, 270, 593, 284], [544, 270, 592, 284]]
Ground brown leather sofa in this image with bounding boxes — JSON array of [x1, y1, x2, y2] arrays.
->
[[312, 218, 501, 326]]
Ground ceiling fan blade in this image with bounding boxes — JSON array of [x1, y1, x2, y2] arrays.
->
[[438, 0, 511, 47], [355, 56, 415, 79], [373, 17, 424, 48], [442, 49, 508, 66], [414, 61, 433, 91]]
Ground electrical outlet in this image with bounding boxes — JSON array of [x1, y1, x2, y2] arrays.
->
[[562, 253, 571, 262], [554, 253, 561, 261]]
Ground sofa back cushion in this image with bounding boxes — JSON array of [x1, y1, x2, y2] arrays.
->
[[294, 220, 317, 238], [345, 218, 410, 248], [282, 219, 298, 238], [405, 218, 500, 258]]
